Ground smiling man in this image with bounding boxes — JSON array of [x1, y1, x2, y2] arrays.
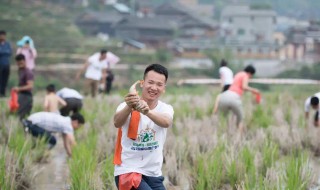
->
[[113, 64, 174, 190]]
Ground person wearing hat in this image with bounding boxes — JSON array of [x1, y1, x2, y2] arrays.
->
[[16, 36, 37, 71]]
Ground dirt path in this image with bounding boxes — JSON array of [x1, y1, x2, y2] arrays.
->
[[33, 136, 69, 190]]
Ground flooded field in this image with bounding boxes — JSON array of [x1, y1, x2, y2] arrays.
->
[[1, 85, 320, 190]]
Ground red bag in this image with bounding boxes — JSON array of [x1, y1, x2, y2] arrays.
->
[[8, 89, 19, 112], [255, 92, 262, 104]]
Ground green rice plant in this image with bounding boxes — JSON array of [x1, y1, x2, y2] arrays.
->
[[284, 152, 311, 190], [69, 130, 98, 190], [249, 105, 272, 128], [284, 108, 292, 126], [7, 125, 32, 169], [261, 140, 279, 177], [195, 107, 206, 119], [102, 155, 115, 190], [194, 145, 225, 190], [0, 147, 16, 190], [217, 112, 228, 132], [31, 137, 51, 163], [298, 114, 305, 129], [241, 146, 256, 189], [227, 159, 239, 189]]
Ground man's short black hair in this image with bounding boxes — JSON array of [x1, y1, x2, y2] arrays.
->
[[0, 30, 6, 35], [144, 64, 168, 81], [25, 40, 30, 44], [100, 49, 107, 54], [71, 113, 85, 124], [220, 59, 228, 67], [15, 54, 25, 61], [244, 65, 256, 75], [311, 96, 319, 106], [46, 84, 55, 92]]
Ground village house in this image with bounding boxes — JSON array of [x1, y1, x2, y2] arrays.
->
[[76, 10, 124, 36], [113, 16, 178, 48], [285, 21, 320, 62], [155, 2, 218, 38], [220, 4, 281, 59]]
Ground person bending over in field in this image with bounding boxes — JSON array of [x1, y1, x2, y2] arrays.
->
[[43, 84, 66, 114], [113, 64, 174, 190], [22, 112, 85, 157], [56, 87, 84, 116], [213, 65, 260, 135], [304, 92, 320, 127]]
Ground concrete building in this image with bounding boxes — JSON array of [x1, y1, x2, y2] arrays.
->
[[221, 5, 277, 44], [220, 4, 280, 59]]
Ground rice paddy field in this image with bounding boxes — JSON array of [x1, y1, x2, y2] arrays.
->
[[1, 84, 320, 190]]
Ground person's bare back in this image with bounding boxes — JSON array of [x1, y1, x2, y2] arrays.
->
[[44, 93, 66, 113]]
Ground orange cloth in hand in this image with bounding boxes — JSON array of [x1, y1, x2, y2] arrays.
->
[[119, 173, 142, 190], [9, 89, 19, 112], [114, 110, 140, 165], [127, 111, 140, 140]]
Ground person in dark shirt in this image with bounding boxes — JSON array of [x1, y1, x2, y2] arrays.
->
[[0, 30, 12, 97], [13, 54, 34, 119]]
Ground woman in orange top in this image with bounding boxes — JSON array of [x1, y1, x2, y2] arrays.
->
[[213, 65, 260, 134]]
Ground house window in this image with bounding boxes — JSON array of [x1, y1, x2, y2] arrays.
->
[[238, 29, 245, 35], [273, 17, 277, 24], [229, 17, 233, 23], [251, 16, 255, 21]]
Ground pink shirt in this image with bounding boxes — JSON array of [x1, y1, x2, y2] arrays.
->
[[16, 47, 37, 70], [229, 71, 249, 96]]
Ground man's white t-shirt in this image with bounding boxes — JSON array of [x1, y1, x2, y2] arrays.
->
[[56, 88, 83, 100], [219, 66, 233, 85], [114, 101, 174, 177], [85, 53, 109, 81], [28, 112, 74, 134], [304, 92, 320, 112]]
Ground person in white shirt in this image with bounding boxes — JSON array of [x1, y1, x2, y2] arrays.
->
[[304, 92, 320, 127], [113, 64, 174, 190], [76, 49, 109, 97], [56, 87, 83, 116], [219, 59, 234, 92], [22, 112, 85, 157]]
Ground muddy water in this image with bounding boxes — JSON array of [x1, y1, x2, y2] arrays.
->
[[33, 136, 69, 190]]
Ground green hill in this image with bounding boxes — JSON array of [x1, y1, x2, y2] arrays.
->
[[0, 1, 108, 64]]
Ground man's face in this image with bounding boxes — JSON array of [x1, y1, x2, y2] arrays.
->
[[71, 120, 81, 130], [141, 70, 166, 102], [100, 53, 107, 61], [0, 34, 5, 42], [16, 60, 26, 69], [312, 105, 319, 110]]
